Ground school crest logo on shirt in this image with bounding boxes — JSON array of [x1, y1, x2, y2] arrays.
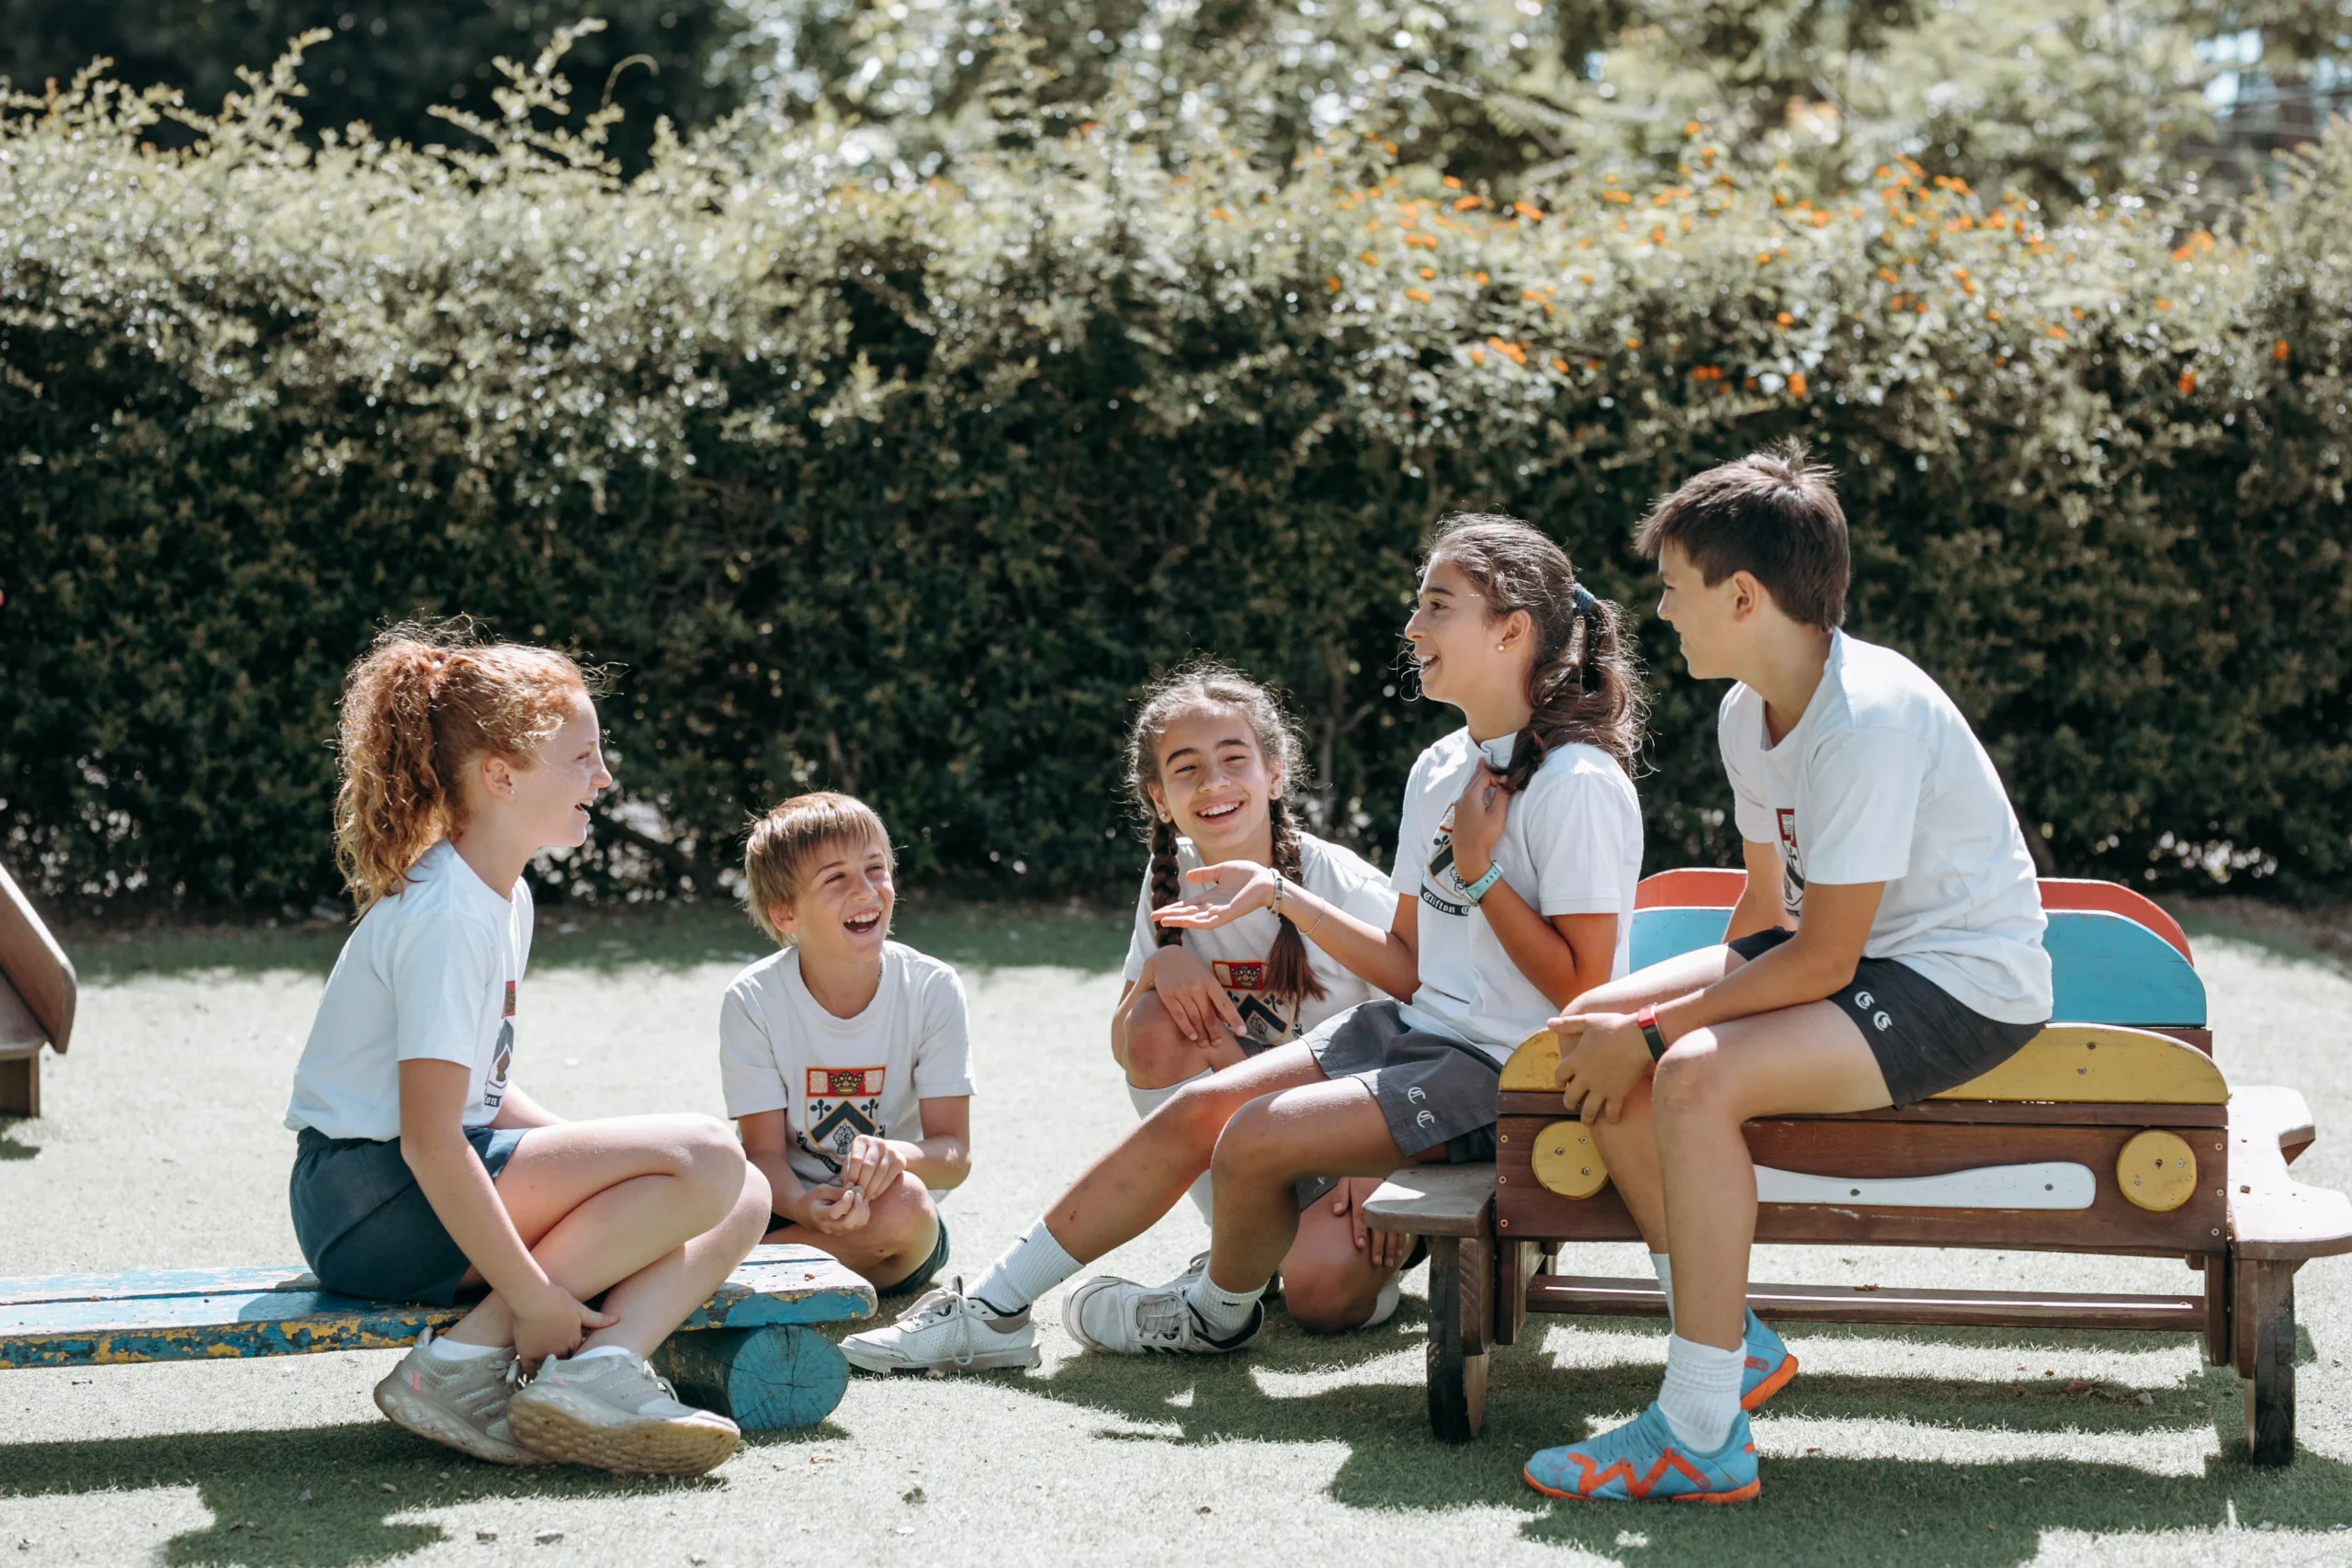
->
[[800, 1066, 886, 1177], [1420, 802, 1472, 918], [1211, 959, 1294, 1044], [485, 979, 516, 1109], [1775, 807, 1808, 918]]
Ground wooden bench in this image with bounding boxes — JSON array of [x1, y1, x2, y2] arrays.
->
[[0, 861, 74, 1119], [1363, 873, 2352, 1465], [0, 1244, 876, 1432]]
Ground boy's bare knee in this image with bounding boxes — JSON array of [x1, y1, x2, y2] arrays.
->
[[1207, 1100, 1283, 1185], [1283, 1269, 1377, 1334]]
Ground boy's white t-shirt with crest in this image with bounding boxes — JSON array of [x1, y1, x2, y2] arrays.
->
[[1390, 731, 1644, 1061], [719, 941, 976, 1189], [1122, 830, 1401, 1046], [286, 839, 528, 1141], [1717, 628, 2052, 1024]]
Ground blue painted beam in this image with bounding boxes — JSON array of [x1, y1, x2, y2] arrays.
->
[[1629, 907, 2205, 1028]]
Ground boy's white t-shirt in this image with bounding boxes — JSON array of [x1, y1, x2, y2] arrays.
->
[[1390, 730, 1645, 1062], [1122, 830, 1400, 1046], [1718, 628, 2052, 1024], [285, 840, 529, 1142], [718, 941, 976, 1190]]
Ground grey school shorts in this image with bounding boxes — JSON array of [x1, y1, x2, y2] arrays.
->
[[289, 1124, 528, 1306], [1282, 999, 1500, 1206], [1727, 928, 2045, 1107]]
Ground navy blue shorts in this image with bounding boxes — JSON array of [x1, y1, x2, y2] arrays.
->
[[289, 1125, 528, 1306], [1726, 928, 2044, 1107]]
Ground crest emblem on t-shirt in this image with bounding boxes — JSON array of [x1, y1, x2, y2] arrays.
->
[[483, 980, 517, 1110], [1775, 807, 1808, 918], [1420, 802, 1472, 918], [801, 1066, 886, 1176], [1211, 959, 1293, 1043]]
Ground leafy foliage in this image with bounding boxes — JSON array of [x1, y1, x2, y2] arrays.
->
[[2, 43, 2346, 913]]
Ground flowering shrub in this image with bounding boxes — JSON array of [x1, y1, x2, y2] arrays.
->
[[3, 49, 2346, 910]]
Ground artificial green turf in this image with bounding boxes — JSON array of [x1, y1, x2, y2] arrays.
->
[[2, 908, 2346, 1565]]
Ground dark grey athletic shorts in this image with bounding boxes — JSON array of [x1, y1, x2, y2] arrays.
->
[[1726, 928, 2045, 1107], [1272, 999, 1500, 1206], [289, 1124, 528, 1306]]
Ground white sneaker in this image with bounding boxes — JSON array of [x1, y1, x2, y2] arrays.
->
[[839, 1278, 1041, 1374], [505, 1351, 741, 1475], [372, 1330, 545, 1467], [1064, 1275, 1263, 1356]]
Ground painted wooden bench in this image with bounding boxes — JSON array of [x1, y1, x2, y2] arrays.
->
[[1364, 873, 2352, 1466], [0, 1243, 876, 1432], [0, 861, 74, 1119]]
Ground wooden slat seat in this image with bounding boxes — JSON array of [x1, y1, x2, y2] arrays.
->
[[2228, 1088, 2352, 1263], [1363, 1166, 1493, 1236], [0, 1244, 876, 1433]]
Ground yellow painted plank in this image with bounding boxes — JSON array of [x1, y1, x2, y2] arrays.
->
[[1499, 1023, 2227, 1105], [1932, 1025, 2226, 1105]]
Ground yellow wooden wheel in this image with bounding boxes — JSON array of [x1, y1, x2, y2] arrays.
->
[[1530, 1120, 1611, 1199], [2116, 1129, 2198, 1213]]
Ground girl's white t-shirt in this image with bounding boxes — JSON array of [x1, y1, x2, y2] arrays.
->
[[285, 840, 530, 1142], [1122, 830, 1401, 1047], [1389, 730, 1644, 1061], [718, 942, 976, 1190], [1718, 629, 2052, 1024]]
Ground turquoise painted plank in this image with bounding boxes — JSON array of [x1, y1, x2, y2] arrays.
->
[[0, 1245, 875, 1370], [1627, 908, 2205, 1027]]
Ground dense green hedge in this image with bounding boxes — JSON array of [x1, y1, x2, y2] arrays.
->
[[3, 50, 2347, 913]]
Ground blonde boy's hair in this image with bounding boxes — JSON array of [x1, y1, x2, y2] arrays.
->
[[742, 792, 895, 945]]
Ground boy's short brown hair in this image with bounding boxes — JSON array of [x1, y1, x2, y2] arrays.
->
[[1633, 439, 1849, 628], [742, 792, 894, 945]]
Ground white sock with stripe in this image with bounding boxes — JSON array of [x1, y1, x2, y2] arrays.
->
[[968, 1218, 1080, 1316]]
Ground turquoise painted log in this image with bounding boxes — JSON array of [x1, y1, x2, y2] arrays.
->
[[0, 1244, 875, 1371], [650, 1324, 850, 1431], [1627, 908, 2205, 1027]]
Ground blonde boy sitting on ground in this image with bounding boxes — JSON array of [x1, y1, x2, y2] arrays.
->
[[720, 793, 974, 1298]]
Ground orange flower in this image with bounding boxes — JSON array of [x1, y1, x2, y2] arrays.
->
[[1360, 251, 1381, 265], [1775, 311, 1794, 327], [1550, 356, 1570, 373], [1513, 201, 1544, 221], [2172, 245, 2193, 262], [2154, 298, 2172, 310], [2178, 371, 2196, 393], [1420, 267, 1438, 279], [1985, 308, 2001, 321], [2048, 325, 2067, 339], [1325, 276, 1341, 292], [1453, 196, 1483, 211], [1602, 190, 1634, 204], [1683, 119, 1702, 136], [1756, 251, 1773, 265], [1406, 288, 1432, 303], [1469, 346, 1487, 364], [1877, 267, 1900, 284], [1487, 337, 1528, 366], [2274, 338, 2291, 362], [1649, 226, 1668, 246], [1789, 373, 1809, 398], [1442, 175, 1463, 189], [1470, 271, 1489, 286], [1625, 338, 1642, 350]]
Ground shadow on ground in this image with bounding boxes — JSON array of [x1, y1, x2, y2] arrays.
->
[[981, 1301, 2352, 1566], [0, 1417, 764, 1568], [0, 1117, 36, 1160], [61, 897, 1130, 982]]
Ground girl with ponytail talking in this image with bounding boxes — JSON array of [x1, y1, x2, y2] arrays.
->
[[841, 516, 1645, 1371]]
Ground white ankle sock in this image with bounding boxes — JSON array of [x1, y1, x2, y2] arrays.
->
[[1127, 1072, 1216, 1224], [968, 1218, 1081, 1315], [1649, 1252, 1674, 1323], [569, 1343, 633, 1363], [422, 1333, 501, 1362], [1182, 1269, 1264, 1339], [1657, 1334, 1743, 1452]]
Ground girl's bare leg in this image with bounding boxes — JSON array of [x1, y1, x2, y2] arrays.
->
[[443, 1114, 770, 1358], [1044, 1044, 1325, 1261], [1200, 1077, 1411, 1296], [764, 1177, 941, 1290]]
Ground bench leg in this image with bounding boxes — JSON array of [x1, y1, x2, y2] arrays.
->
[[2199, 1252, 2232, 1368], [650, 1324, 850, 1433], [2237, 1260, 2295, 1467], [1426, 1234, 1492, 1443], [0, 1053, 37, 1119]]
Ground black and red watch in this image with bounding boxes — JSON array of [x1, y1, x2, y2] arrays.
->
[[1635, 1004, 1669, 1061]]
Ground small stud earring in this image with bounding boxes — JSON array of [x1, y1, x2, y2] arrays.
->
[[1496, 643, 1506, 652]]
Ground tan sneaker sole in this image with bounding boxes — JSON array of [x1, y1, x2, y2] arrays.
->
[[372, 1367, 545, 1467], [506, 1388, 741, 1475]]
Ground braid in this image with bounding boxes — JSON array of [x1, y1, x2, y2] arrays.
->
[[1148, 816, 1186, 950], [1261, 796, 1329, 1010]]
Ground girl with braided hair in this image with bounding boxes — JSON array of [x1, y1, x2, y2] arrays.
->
[[840, 519, 1645, 1373], [285, 620, 770, 1474]]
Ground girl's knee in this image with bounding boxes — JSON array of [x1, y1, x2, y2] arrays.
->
[[1283, 1265, 1381, 1334], [1124, 995, 1202, 1089], [1649, 1043, 1727, 1121]]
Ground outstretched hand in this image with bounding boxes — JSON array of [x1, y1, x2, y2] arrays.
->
[[1149, 862, 1279, 931]]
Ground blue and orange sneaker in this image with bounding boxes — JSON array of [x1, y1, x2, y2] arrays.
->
[[1741, 1309, 1797, 1410], [1523, 1404, 1759, 1505]]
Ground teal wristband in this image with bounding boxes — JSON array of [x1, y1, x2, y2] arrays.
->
[[1461, 862, 1505, 903]]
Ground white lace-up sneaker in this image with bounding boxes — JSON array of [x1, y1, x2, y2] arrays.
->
[[1063, 1275, 1263, 1356], [505, 1351, 741, 1475], [372, 1330, 546, 1466], [839, 1278, 1041, 1374]]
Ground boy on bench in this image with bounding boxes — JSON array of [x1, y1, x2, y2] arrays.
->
[[1523, 442, 2052, 1504]]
